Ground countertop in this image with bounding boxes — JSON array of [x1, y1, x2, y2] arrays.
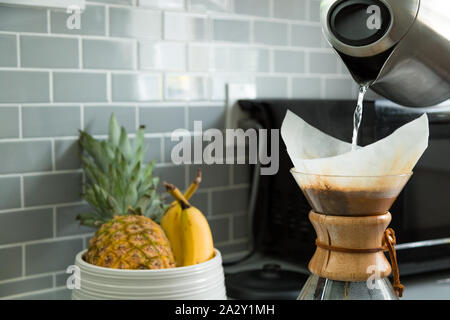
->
[[11, 253, 450, 300]]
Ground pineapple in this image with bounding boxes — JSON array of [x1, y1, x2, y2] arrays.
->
[[78, 114, 176, 270]]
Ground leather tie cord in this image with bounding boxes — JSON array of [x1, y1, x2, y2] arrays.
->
[[315, 227, 404, 297]]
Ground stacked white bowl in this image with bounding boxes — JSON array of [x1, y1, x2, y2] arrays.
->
[[72, 249, 227, 300]]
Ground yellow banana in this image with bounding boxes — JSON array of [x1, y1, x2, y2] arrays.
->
[[163, 179, 214, 267], [180, 205, 214, 266], [160, 170, 201, 266]]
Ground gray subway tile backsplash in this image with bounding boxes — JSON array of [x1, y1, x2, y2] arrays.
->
[[139, 42, 186, 71], [164, 12, 209, 41], [0, 0, 356, 296], [83, 39, 135, 70], [50, 5, 106, 36], [273, 0, 307, 20], [24, 172, 82, 206], [0, 71, 49, 103], [54, 139, 81, 170], [213, 47, 269, 73], [53, 72, 107, 102], [84, 106, 136, 135], [25, 238, 83, 275], [56, 204, 94, 237], [0, 34, 17, 67], [233, 0, 270, 17], [0, 106, 19, 139], [22, 106, 80, 138], [140, 106, 185, 133], [0, 276, 53, 298], [20, 36, 79, 69], [112, 73, 162, 101], [254, 21, 289, 46], [0, 141, 52, 174], [0, 208, 53, 245], [110, 7, 162, 39], [213, 19, 250, 43], [291, 24, 323, 47], [0, 176, 21, 210], [274, 50, 305, 73], [0, 246, 22, 281], [0, 6, 47, 33]]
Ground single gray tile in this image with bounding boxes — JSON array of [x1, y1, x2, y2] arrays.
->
[[188, 45, 211, 71], [208, 217, 229, 243], [233, 0, 269, 16], [213, 47, 269, 72], [309, 0, 321, 22], [273, 0, 306, 20], [0, 247, 22, 281], [211, 187, 249, 215], [291, 24, 322, 47], [310, 52, 338, 74], [51, 4, 105, 36], [140, 0, 184, 9], [164, 12, 209, 41], [0, 106, 19, 138], [211, 75, 254, 100], [254, 21, 288, 46], [144, 137, 162, 163], [213, 19, 250, 43], [0, 276, 52, 298], [233, 214, 248, 239], [189, 0, 230, 12], [188, 191, 208, 214], [153, 165, 186, 191], [110, 7, 161, 39], [188, 105, 225, 130], [0, 6, 47, 33], [0, 177, 21, 210], [0, 34, 17, 67], [0, 71, 49, 103], [0, 208, 53, 245], [112, 73, 162, 101], [292, 77, 322, 98], [216, 241, 249, 255], [53, 72, 107, 102], [274, 50, 305, 73], [26, 239, 83, 275], [256, 77, 288, 98], [165, 75, 208, 100], [233, 164, 251, 185], [188, 164, 229, 189], [24, 173, 82, 207], [139, 41, 186, 71], [55, 139, 81, 170], [0, 141, 52, 174], [324, 78, 355, 99], [83, 39, 134, 70], [20, 36, 78, 68], [84, 106, 136, 135], [140, 106, 185, 133], [22, 106, 80, 138], [56, 204, 95, 237]]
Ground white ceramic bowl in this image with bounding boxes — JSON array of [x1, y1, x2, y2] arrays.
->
[[72, 249, 227, 300]]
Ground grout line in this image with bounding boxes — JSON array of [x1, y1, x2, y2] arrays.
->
[[16, 34, 21, 67], [19, 176, 25, 208], [106, 72, 112, 102], [78, 37, 83, 69], [46, 9, 51, 33], [18, 104, 23, 139], [80, 104, 85, 130], [52, 207, 57, 238], [49, 71, 54, 103], [105, 5, 110, 37], [21, 244, 26, 277], [305, 0, 311, 21], [50, 139, 56, 171]]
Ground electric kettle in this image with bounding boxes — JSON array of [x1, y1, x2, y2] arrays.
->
[[320, 0, 450, 107]]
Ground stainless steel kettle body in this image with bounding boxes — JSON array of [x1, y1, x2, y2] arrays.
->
[[320, 0, 450, 107]]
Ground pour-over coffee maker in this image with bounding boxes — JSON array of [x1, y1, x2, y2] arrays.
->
[[291, 171, 411, 300]]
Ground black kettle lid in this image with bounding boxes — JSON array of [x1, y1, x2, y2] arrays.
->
[[225, 264, 308, 300]]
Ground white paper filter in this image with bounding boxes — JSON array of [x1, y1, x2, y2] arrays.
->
[[281, 110, 429, 191]]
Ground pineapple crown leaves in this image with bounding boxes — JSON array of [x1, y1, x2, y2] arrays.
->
[[77, 113, 169, 228]]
